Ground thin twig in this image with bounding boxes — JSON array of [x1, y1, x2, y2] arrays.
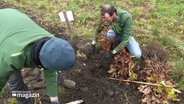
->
[[109, 78, 176, 88]]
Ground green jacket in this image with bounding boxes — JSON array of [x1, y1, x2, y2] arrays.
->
[[93, 9, 133, 53], [0, 8, 58, 97]]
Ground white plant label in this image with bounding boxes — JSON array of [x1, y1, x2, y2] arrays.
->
[[59, 11, 74, 22]]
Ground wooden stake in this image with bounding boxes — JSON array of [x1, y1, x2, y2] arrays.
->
[[63, 11, 73, 35]]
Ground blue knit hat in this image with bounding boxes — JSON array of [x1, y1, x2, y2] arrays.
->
[[39, 37, 75, 70]]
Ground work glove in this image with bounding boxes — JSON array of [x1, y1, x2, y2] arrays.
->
[[91, 44, 96, 52], [103, 52, 114, 59]]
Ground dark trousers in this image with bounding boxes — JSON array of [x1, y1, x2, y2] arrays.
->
[[8, 71, 33, 104]]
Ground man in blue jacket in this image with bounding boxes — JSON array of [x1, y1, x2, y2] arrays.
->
[[0, 8, 76, 104]]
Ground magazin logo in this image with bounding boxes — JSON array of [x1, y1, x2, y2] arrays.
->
[[12, 91, 39, 99]]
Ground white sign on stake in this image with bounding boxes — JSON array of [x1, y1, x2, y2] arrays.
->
[[58, 11, 74, 22]]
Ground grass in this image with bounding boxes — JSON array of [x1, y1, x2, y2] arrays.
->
[[3, 0, 184, 88], [171, 60, 184, 89]]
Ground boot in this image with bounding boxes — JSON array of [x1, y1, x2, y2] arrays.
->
[[62, 79, 76, 89], [58, 71, 76, 88]]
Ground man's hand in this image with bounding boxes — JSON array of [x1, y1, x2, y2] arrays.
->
[[103, 52, 114, 59], [50, 96, 59, 104], [51, 101, 59, 104]]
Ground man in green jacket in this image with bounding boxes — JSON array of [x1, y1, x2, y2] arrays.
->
[[0, 8, 75, 104], [91, 4, 142, 58]]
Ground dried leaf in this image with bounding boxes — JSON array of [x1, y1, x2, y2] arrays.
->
[[108, 67, 116, 74]]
